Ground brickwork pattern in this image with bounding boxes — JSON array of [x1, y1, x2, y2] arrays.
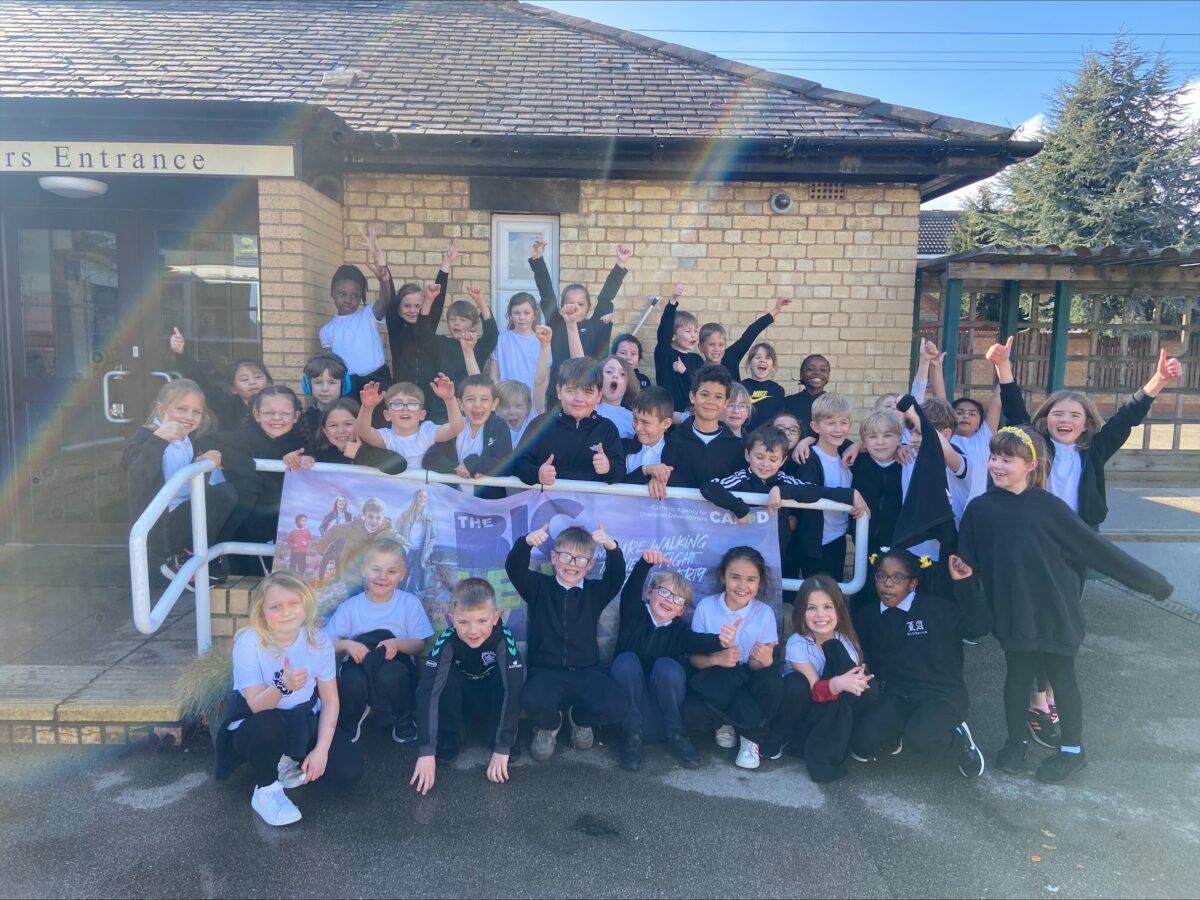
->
[[335, 174, 919, 407]]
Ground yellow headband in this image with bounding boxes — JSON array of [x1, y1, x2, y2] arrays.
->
[[998, 426, 1037, 462]]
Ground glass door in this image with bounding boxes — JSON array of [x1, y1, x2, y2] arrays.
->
[[3, 213, 153, 543]]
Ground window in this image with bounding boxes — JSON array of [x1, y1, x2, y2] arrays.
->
[[491, 215, 559, 313]]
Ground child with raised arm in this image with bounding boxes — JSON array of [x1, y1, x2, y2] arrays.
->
[[654, 283, 702, 413], [530, 239, 631, 404], [514, 357, 626, 486], [689, 546, 781, 770], [789, 393, 856, 580], [411, 578, 524, 794], [421, 285, 498, 422], [323, 538, 433, 744], [452, 374, 513, 499], [849, 550, 990, 779], [167, 327, 272, 431], [505, 522, 628, 761], [386, 236, 458, 386], [213, 573, 362, 826], [742, 342, 786, 422], [611, 549, 732, 771], [309, 399, 407, 474], [488, 291, 541, 385], [699, 296, 791, 379], [956, 426, 1171, 783], [356, 376, 463, 472], [321, 226, 392, 398]]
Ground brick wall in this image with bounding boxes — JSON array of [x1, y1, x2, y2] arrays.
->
[[257, 179, 346, 386], [333, 174, 919, 408]]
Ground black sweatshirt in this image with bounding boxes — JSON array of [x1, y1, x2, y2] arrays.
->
[[784, 389, 826, 439], [956, 485, 1172, 655], [193, 424, 305, 517], [386, 268, 447, 386], [660, 422, 746, 488], [852, 582, 992, 711], [310, 442, 407, 474], [790, 440, 856, 557], [701, 467, 850, 555], [513, 410, 625, 485], [421, 315, 500, 423], [741, 378, 785, 422], [615, 558, 723, 671], [891, 395, 956, 551], [530, 257, 626, 405], [719, 313, 775, 379], [168, 352, 251, 432], [505, 537, 626, 670], [415, 624, 525, 756], [123, 427, 180, 525], [999, 380, 1155, 529], [423, 414, 513, 499], [850, 455, 903, 556], [654, 302, 704, 412]]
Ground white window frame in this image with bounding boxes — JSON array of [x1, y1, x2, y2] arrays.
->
[[491, 214, 559, 317]]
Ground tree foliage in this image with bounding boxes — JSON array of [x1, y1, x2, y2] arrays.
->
[[951, 34, 1200, 251]]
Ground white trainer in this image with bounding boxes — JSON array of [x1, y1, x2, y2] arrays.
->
[[251, 781, 301, 827], [277, 755, 305, 789], [715, 724, 737, 749], [735, 736, 761, 769]]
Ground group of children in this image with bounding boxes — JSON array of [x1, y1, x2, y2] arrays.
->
[[123, 230, 1181, 826]]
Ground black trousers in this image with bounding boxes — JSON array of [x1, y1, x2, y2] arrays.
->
[[852, 686, 963, 759], [610, 652, 688, 742], [794, 534, 848, 583], [769, 639, 869, 782], [522, 666, 628, 730], [160, 480, 239, 563], [688, 664, 783, 744], [337, 647, 415, 732], [349, 364, 392, 428], [1004, 650, 1082, 746], [433, 667, 507, 751], [230, 709, 362, 789]]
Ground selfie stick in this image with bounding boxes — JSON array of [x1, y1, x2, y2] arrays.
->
[[629, 296, 661, 339]]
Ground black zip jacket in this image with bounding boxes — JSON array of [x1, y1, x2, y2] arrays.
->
[[719, 313, 775, 379], [852, 582, 991, 712], [615, 558, 723, 671], [530, 256, 626, 405], [386, 268, 447, 386], [415, 624, 525, 756], [701, 466, 849, 556], [424, 414, 513, 499], [420, 315, 500, 423], [310, 442, 407, 474], [513, 411, 625, 485], [505, 537, 626, 670], [999, 379, 1154, 529], [790, 440, 856, 556], [956, 485, 1171, 654], [741, 378, 785, 422], [850, 455, 903, 556], [123, 427, 180, 525], [193, 424, 305, 517], [660, 423, 746, 488], [654, 302, 704, 412]]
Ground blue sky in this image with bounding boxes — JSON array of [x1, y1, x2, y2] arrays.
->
[[538, 1, 1200, 206]]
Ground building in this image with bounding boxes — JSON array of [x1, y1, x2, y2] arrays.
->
[[0, 0, 1038, 546]]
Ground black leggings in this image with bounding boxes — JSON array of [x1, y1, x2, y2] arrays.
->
[[1004, 651, 1082, 747], [230, 709, 362, 789]]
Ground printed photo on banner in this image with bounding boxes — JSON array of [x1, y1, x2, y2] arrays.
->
[[273, 471, 783, 659]]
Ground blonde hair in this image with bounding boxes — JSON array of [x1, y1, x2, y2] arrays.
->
[[1031, 390, 1105, 450], [860, 409, 902, 438], [496, 379, 532, 409], [384, 382, 425, 406], [811, 392, 852, 422], [990, 427, 1047, 489], [243, 571, 322, 650], [145, 378, 213, 435], [648, 569, 693, 605]]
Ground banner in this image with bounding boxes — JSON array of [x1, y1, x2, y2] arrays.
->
[[273, 472, 783, 659]]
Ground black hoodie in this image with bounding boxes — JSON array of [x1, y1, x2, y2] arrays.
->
[[513, 410, 625, 485], [660, 422, 746, 488]]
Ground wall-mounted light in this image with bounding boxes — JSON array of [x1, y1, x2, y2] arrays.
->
[[38, 176, 109, 199]]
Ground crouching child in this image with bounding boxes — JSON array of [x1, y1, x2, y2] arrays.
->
[[411, 578, 524, 794]]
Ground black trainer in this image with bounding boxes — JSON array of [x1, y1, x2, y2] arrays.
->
[[435, 732, 459, 763], [618, 732, 642, 771], [1037, 749, 1088, 784], [760, 737, 787, 761], [955, 722, 985, 778], [392, 716, 418, 744], [1027, 708, 1062, 749], [995, 738, 1028, 775], [667, 733, 702, 769]]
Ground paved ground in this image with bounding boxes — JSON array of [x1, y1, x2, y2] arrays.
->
[[1, 559, 1198, 900]]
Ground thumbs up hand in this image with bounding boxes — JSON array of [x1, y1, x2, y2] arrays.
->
[[590, 521, 616, 551], [281, 654, 308, 693], [538, 453, 557, 486], [718, 616, 741, 649], [592, 443, 610, 476], [169, 327, 185, 355]]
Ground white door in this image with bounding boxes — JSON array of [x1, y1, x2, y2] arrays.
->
[[491, 214, 559, 315]]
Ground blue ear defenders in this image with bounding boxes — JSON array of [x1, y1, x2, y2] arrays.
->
[[302, 367, 353, 397]]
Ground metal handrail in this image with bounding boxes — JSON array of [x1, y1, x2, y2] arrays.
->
[[130, 459, 869, 653]]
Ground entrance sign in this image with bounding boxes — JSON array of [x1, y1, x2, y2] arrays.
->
[[0, 141, 296, 177], [273, 472, 784, 659]]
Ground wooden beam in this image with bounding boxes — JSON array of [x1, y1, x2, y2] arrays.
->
[[910, 270, 924, 379], [948, 262, 1200, 287], [943, 278, 963, 395], [1047, 280, 1072, 392], [999, 280, 1021, 342]]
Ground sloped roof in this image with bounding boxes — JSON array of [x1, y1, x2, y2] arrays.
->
[[918, 210, 962, 256], [0, 0, 1017, 142]]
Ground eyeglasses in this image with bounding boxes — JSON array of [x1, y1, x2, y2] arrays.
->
[[873, 571, 913, 586], [258, 411, 295, 421], [551, 549, 594, 567], [726, 403, 750, 412], [778, 426, 802, 437], [388, 400, 423, 411], [650, 585, 688, 607]]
